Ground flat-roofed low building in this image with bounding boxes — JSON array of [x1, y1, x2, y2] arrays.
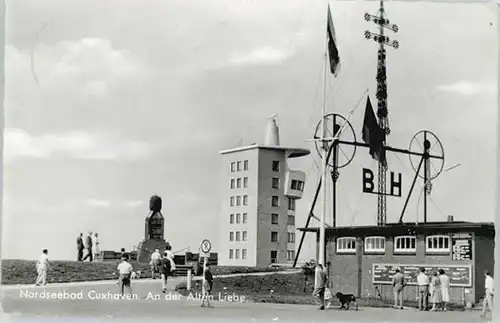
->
[[299, 217, 494, 305]]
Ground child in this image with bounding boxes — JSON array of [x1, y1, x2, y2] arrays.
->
[[201, 264, 214, 308]]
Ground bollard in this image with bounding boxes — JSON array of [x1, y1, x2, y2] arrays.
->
[[187, 269, 192, 291]]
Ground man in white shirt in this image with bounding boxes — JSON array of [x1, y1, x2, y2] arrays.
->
[[117, 257, 134, 296], [35, 249, 50, 286], [150, 249, 162, 279], [481, 271, 494, 318], [416, 267, 430, 311], [165, 245, 176, 272]]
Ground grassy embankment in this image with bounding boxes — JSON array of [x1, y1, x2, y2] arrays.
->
[[0, 259, 278, 285]]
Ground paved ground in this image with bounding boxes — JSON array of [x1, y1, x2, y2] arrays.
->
[[0, 278, 492, 322]]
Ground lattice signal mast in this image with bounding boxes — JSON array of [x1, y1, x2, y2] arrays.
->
[[364, 1, 399, 226]]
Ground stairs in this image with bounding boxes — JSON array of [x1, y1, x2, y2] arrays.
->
[[171, 265, 194, 277]]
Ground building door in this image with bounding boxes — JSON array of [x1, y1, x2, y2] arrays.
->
[[270, 250, 277, 263]]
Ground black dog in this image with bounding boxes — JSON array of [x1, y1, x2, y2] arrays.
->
[[335, 292, 358, 310]]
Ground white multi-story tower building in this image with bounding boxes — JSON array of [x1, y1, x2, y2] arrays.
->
[[218, 117, 310, 267]]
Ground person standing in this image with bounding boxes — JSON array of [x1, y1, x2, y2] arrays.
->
[[439, 269, 450, 311], [165, 245, 176, 272], [417, 267, 430, 311], [35, 249, 50, 286], [150, 249, 162, 279], [481, 271, 494, 318], [117, 256, 134, 297], [391, 267, 405, 309], [93, 233, 100, 260], [201, 264, 214, 308], [159, 251, 172, 293], [82, 232, 93, 262], [76, 233, 84, 261], [429, 272, 441, 311], [120, 248, 129, 261], [312, 263, 327, 310]]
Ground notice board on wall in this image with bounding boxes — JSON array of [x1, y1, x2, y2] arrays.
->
[[372, 263, 472, 287]]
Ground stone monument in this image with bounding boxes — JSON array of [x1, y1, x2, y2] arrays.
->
[[136, 195, 170, 263]]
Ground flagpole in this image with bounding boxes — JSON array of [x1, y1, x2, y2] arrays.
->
[[318, 8, 329, 267]]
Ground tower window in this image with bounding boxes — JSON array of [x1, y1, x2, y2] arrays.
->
[[272, 161, 280, 172]]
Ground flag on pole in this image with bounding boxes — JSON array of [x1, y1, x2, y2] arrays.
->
[[327, 5, 340, 76], [362, 96, 387, 166]]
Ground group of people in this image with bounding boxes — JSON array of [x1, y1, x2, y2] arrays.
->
[[149, 246, 177, 293], [76, 232, 100, 262], [116, 245, 214, 306], [311, 261, 494, 317], [393, 267, 450, 311], [394, 267, 494, 317]]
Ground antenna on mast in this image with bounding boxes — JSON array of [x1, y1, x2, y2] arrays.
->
[[364, 1, 399, 226]]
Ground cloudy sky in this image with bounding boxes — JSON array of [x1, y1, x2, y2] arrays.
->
[[2, 0, 498, 261]]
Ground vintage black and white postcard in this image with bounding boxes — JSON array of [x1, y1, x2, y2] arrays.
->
[[1, 1, 498, 322]]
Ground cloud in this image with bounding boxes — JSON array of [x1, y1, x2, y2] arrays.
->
[[124, 200, 144, 208], [435, 81, 497, 96], [3, 128, 154, 162], [6, 37, 147, 99], [228, 46, 293, 66], [86, 199, 111, 208]]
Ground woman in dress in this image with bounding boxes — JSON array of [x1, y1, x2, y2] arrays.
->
[[429, 272, 441, 311], [439, 269, 450, 311]]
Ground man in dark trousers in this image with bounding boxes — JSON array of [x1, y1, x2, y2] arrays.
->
[[82, 232, 93, 262], [76, 233, 84, 261]]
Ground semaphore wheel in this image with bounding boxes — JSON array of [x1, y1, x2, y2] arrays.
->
[[408, 130, 445, 180], [313, 113, 357, 168]]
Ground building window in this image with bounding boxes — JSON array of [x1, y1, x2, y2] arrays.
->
[[242, 231, 247, 241], [243, 177, 248, 188], [230, 214, 234, 224], [237, 161, 242, 171], [230, 179, 235, 189], [242, 213, 248, 223], [236, 196, 241, 206], [288, 215, 295, 226], [271, 231, 278, 242], [230, 162, 235, 172], [272, 160, 280, 172], [243, 160, 248, 171], [243, 195, 248, 206], [336, 237, 356, 253], [297, 181, 304, 191], [237, 178, 241, 188], [288, 232, 295, 243], [235, 249, 240, 259], [272, 177, 279, 189], [229, 232, 234, 241], [364, 236, 386, 253], [426, 235, 450, 253], [230, 197, 234, 207], [394, 236, 417, 253], [242, 249, 247, 259], [271, 213, 279, 225], [270, 250, 277, 263], [291, 180, 298, 190], [288, 198, 296, 211], [236, 231, 241, 241], [236, 213, 241, 224], [229, 249, 234, 259], [271, 196, 279, 207], [287, 250, 295, 260]]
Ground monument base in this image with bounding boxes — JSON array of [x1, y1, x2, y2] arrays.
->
[[136, 239, 169, 263]]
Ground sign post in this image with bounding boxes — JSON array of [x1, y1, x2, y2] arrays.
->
[[200, 239, 212, 298]]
